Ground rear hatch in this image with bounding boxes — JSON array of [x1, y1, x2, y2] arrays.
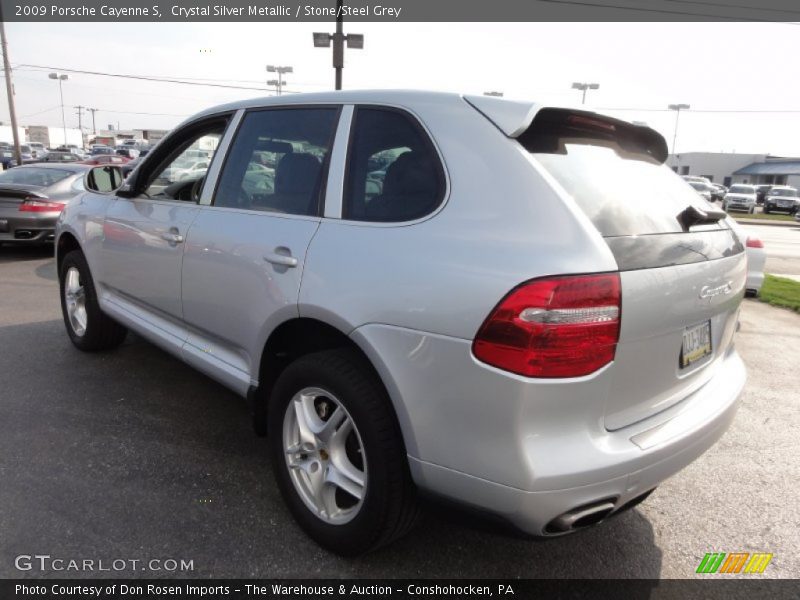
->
[[514, 108, 745, 430]]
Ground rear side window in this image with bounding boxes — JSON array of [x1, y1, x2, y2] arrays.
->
[[215, 108, 339, 216], [520, 109, 722, 237], [343, 107, 444, 222]]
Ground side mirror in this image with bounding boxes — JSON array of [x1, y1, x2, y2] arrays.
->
[[85, 165, 124, 193]]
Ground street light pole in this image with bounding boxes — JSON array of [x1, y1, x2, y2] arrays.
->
[[49, 72, 69, 146], [668, 103, 691, 155], [571, 82, 600, 105], [266, 65, 293, 95], [313, 0, 363, 91]]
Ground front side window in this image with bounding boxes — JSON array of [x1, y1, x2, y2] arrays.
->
[[343, 107, 445, 222], [143, 127, 222, 200], [214, 108, 339, 216]]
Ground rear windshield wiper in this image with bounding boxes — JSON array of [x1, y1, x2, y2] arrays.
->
[[676, 205, 727, 232]]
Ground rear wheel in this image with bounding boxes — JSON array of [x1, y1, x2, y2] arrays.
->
[[59, 250, 127, 351], [268, 349, 418, 555]]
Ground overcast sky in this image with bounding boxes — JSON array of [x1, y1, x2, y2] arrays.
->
[[3, 21, 799, 155]]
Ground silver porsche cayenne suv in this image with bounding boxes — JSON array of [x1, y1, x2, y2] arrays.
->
[[55, 91, 746, 555]]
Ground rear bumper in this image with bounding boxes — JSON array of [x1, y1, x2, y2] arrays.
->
[[0, 210, 59, 243], [354, 324, 745, 536]]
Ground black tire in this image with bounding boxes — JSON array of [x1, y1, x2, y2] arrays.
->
[[268, 348, 419, 556], [59, 249, 127, 351]]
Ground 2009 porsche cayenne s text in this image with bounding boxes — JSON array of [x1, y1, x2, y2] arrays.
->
[[55, 91, 746, 555]]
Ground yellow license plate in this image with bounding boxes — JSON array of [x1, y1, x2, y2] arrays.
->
[[681, 320, 712, 368]]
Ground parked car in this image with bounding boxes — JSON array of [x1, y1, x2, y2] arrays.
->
[[754, 184, 772, 206], [682, 175, 711, 185], [688, 180, 713, 202], [80, 155, 130, 166], [0, 145, 15, 169], [56, 91, 746, 555], [120, 156, 143, 177], [763, 186, 798, 215], [41, 151, 83, 163], [28, 142, 47, 158], [723, 184, 757, 213], [709, 183, 727, 203], [727, 219, 765, 297], [0, 163, 89, 245], [116, 146, 140, 159], [90, 146, 116, 156]]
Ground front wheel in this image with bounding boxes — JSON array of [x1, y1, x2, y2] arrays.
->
[[59, 250, 127, 351], [268, 349, 418, 555]]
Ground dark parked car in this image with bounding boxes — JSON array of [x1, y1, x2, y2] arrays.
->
[[763, 186, 799, 215], [754, 184, 772, 206], [90, 146, 116, 156], [41, 152, 83, 163], [0, 163, 89, 245]]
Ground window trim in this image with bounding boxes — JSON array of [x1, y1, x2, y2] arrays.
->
[[206, 104, 343, 218], [339, 104, 448, 225]]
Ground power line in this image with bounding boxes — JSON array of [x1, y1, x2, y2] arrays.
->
[[16, 63, 279, 92], [534, 0, 800, 24], [18, 105, 60, 118], [663, 0, 800, 18]]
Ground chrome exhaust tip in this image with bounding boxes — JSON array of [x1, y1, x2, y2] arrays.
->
[[546, 501, 616, 534]]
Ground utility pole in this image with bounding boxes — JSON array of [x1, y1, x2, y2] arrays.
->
[[313, 0, 363, 90], [87, 108, 98, 135], [0, 14, 22, 166]]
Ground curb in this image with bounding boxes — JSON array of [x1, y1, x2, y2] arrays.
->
[[733, 218, 799, 228]]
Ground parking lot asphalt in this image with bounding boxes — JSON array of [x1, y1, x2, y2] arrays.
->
[[743, 222, 800, 276], [0, 244, 798, 579]]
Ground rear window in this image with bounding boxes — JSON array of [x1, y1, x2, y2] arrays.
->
[[519, 109, 722, 237], [0, 167, 73, 186]]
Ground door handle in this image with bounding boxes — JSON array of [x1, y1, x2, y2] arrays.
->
[[263, 249, 298, 268], [161, 229, 184, 244]]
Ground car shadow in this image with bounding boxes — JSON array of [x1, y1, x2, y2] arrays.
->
[[0, 243, 54, 263], [0, 319, 663, 581]]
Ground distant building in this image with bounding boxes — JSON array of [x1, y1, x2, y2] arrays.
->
[[27, 125, 83, 149], [732, 158, 800, 189], [667, 153, 766, 187], [667, 152, 800, 188]]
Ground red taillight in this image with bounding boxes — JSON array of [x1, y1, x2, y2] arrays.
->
[[746, 236, 764, 249], [18, 198, 64, 212], [473, 273, 621, 378]]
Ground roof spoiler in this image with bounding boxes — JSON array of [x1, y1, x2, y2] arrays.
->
[[463, 95, 668, 164]]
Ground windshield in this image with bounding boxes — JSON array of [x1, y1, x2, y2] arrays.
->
[[0, 167, 73, 186], [770, 188, 798, 197], [689, 182, 708, 191], [729, 185, 754, 194]]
